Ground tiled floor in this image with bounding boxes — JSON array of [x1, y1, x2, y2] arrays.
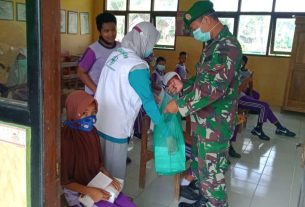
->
[[123, 109, 305, 207]]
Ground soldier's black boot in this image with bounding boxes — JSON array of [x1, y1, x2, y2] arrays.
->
[[178, 198, 206, 207], [229, 145, 241, 158]]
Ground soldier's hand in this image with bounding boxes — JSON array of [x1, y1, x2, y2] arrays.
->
[[167, 78, 183, 94], [164, 100, 179, 114]]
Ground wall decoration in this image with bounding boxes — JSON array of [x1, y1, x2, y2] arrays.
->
[[176, 11, 191, 36], [16, 3, 26, 21], [80, 12, 89, 35], [68, 11, 78, 34], [0, 1, 14, 20], [60, 9, 66, 33]]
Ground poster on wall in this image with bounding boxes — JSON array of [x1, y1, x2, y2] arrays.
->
[[80, 12, 89, 35], [68, 11, 78, 34], [0, 0, 14, 20], [60, 10, 66, 33], [0, 121, 31, 207], [16, 3, 26, 21], [176, 11, 191, 36]]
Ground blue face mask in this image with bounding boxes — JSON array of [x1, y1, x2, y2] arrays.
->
[[193, 28, 211, 42], [192, 21, 220, 42], [64, 115, 96, 132], [156, 64, 165, 71]]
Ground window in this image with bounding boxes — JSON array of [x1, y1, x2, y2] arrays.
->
[[272, 18, 295, 53], [212, 0, 238, 12], [130, 0, 150, 11], [128, 13, 150, 31], [240, 0, 273, 12], [115, 15, 125, 41], [275, 0, 305, 12], [106, 0, 178, 49], [238, 15, 271, 55], [211, 0, 305, 56], [155, 16, 176, 47], [0, 1, 28, 106], [219, 18, 234, 33], [153, 0, 178, 11], [106, 0, 126, 11]]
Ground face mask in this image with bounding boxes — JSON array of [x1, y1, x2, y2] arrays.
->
[[64, 115, 96, 132], [156, 64, 165, 71], [193, 21, 220, 42], [144, 49, 153, 58]]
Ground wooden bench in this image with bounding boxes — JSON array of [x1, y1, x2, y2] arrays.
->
[[237, 73, 254, 129]]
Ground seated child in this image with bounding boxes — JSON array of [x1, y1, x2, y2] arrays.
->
[[238, 55, 296, 141], [160, 72, 200, 201], [175, 51, 189, 82], [151, 56, 166, 95], [61, 90, 136, 207]]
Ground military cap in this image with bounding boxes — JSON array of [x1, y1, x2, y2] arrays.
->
[[183, 1, 215, 29]]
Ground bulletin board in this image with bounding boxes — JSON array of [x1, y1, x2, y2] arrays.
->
[[0, 121, 31, 207]]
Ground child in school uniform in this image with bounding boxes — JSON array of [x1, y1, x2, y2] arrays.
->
[[238, 55, 296, 140], [78, 12, 120, 95], [61, 90, 136, 207], [175, 51, 189, 82], [151, 56, 166, 95]]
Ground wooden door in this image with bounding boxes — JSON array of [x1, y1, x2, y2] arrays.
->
[[283, 17, 305, 113]]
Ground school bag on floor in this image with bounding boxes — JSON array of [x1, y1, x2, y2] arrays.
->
[[153, 92, 186, 175]]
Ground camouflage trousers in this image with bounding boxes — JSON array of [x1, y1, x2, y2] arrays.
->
[[191, 134, 230, 207]]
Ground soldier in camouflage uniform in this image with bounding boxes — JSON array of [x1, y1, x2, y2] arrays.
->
[[164, 1, 242, 207]]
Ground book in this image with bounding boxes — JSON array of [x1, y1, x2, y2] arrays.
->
[[86, 172, 124, 204]]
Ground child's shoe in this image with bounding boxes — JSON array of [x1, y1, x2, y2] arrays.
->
[[251, 127, 270, 141]]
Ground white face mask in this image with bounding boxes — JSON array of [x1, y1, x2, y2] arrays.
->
[[156, 64, 165, 71]]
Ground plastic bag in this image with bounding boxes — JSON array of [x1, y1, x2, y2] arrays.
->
[[153, 93, 186, 175]]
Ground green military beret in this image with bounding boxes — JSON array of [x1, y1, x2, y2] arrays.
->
[[183, 1, 215, 29]]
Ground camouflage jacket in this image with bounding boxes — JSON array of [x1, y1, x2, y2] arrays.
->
[[176, 26, 242, 148]]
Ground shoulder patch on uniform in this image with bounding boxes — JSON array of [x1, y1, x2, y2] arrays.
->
[[185, 14, 192, 20]]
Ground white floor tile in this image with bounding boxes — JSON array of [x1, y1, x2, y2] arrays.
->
[[227, 178, 257, 197], [229, 167, 261, 184], [122, 111, 305, 207], [134, 176, 174, 207], [251, 185, 290, 207], [227, 191, 252, 207]]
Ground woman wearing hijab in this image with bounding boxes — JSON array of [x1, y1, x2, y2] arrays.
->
[[61, 90, 136, 207], [94, 22, 168, 180]]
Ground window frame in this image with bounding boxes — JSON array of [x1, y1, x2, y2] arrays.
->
[[270, 14, 296, 55], [104, 0, 178, 50], [0, 0, 44, 206], [214, 0, 305, 56]]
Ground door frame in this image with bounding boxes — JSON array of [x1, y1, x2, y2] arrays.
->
[[0, 0, 61, 206]]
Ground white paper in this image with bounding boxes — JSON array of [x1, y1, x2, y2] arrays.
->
[[86, 172, 124, 204]]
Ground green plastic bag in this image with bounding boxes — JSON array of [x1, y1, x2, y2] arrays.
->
[[153, 93, 186, 175]]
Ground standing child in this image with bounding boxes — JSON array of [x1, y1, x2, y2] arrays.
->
[[151, 56, 166, 95], [175, 51, 189, 82], [61, 90, 136, 207], [77, 12, 120, 95]]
